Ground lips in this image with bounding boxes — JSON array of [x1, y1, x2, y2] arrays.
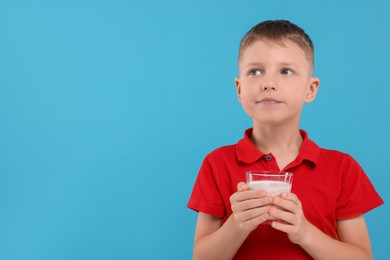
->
[[256, 98, 282, 104]]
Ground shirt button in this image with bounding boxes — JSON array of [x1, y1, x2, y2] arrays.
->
[[265, 155, 272, 161]]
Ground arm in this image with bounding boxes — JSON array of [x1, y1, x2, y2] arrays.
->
[[193, 212, 250, 260], [270, 193, 373, 260], [193, 183, 272, 260]]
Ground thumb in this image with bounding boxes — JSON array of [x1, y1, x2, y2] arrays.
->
[[237, 182, 249, 192]]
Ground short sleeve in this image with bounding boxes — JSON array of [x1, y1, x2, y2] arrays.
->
[[187, 155, 226, 218], [336, 154, 384, 219]]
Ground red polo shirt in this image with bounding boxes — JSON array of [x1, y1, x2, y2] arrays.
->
[[187, 129, 383, 259]]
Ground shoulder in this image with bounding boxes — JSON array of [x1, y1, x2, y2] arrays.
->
[[318, 147, 357, 164], [319, 147, 349, 159], [204, 144, 237, 162], [301, 130, 360, 169], [316, 147, 364, 177]]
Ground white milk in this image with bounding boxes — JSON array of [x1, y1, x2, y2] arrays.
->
[[248, 180, 291, 196]]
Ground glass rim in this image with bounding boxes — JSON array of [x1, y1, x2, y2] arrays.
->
[[246, 171, 293, 177]]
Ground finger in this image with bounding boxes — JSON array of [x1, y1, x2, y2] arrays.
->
[[271, 219, 294, 233], [272, 193, 301, 213], [231, 189, 268, 203], [280, 192, 300, 204], [235, 205, 271, 223], [237, 182, 249, 192], [243, 197, 272, 210], [269, 206, 295, 224], [236, 209, 271, 230], [231, 196, 272, 213], [271, 197, 296, 213]]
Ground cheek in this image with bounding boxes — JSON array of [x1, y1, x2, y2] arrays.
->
[[238, 89, 256, 112], [239, 81, 258, 96], [240, 90, 258, 107], [285, 89, 307, 107], [240, 87, 252, 97]]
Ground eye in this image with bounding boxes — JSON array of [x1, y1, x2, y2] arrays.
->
[[281, 68, 293, 76], [249, 69, 263, 77]]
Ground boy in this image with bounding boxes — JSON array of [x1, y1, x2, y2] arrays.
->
[[187, 20, 383, 259]]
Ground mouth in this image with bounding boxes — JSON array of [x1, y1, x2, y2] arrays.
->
[[256, 98, 283, 104]]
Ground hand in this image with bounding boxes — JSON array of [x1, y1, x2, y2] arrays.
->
[[229, 182, 272, 231], [269, 192, 310, 244]]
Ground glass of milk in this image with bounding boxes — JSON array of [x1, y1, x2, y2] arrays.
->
[[246, 171, 293, 223]]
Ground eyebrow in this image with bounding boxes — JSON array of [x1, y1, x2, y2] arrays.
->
[[243, 62, 298, 68]]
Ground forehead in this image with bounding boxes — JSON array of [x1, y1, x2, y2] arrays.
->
[[240, 39, 312, 69]]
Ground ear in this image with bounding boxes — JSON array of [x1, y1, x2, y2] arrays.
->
[[304, 77, 320, 103], [234, 77, 241, 102]]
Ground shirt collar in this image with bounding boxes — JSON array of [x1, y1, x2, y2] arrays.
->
[[236, 128, 320, 166]]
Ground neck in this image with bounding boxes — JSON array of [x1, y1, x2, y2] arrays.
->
[[250, 122, 303, 156]]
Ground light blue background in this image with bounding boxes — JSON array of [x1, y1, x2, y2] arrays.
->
[[0, 0, 389, 259]]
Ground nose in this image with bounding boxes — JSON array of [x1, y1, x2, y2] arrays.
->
[[260, 82, 278, 92]]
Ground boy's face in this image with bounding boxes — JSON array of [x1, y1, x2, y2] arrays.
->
[[235, 39, 320, 126]]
